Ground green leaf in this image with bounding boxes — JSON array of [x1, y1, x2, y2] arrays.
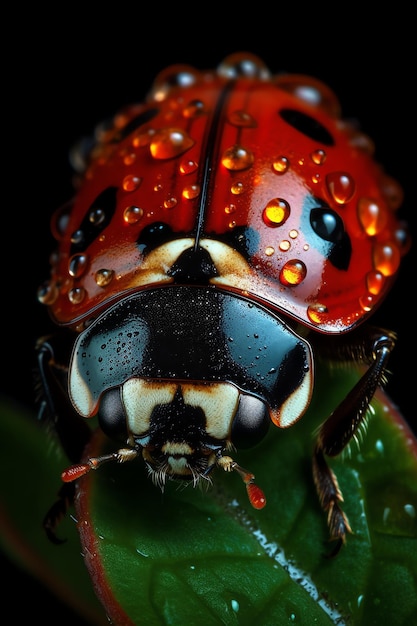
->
[[0, 396, 105, 624], [75, 361, 417, 625], [1, 359, 416, 625]]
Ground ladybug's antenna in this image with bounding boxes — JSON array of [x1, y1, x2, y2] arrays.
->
[[61, 448, 139, 482], [215, 454, 267, 510], [60, 447, 267, 511]]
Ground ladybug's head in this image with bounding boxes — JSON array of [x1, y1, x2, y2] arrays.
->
[[64, 285, 313, 506], [97, 378, 270, 487]]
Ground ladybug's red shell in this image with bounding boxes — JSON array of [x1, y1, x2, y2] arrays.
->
[[39, 53, 407, 333]]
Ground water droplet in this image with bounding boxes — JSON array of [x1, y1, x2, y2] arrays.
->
[[51, 202, 72, 239], [326, 172, 355, 204], [311, 173, 321, 183], [123, 205, 144, 224], [123, 152, 136, 166], [279, 259, 307, 286], [221, 145, 254, 171], [150, 65, 199, 102], [275, 74, 341, 118], [228, 220, 237, 229], [37, 281, 58, 305], [265, 246, 275, 256], [381, 498, 416, 535], [375, 439, 384, 454], [231, 182, 245, 194], [366, 270, 384, 295], [262, 198, 290, 227], [347, 128, 375, 154], [279, 240, 291, 251], [357, 197, 388, 235], [182, 99, 206, 119], [150, 128, 194, 159], [89, 208, 106, 225], [68, 287, 86, 304], [380, 174, 404, 211], [95, 269, 114, 287], [217, 52, 270, 80], [182, 184, 200, 199], [310, 149, 326, 165], [393, 222, 412, 256], [179, 159, 198, 174], [225, 204, 236, 214], [373, 241, 401, 276], [68, 254, 88, 278], [132, 129, 155, 148], [289, 229, 298, 239], [71, 229, 84, 245], [122, 174, 142, 192], [231, 599, 239, 613], [228, 110, 257, 127], [307, 302, 328, 324], [164, 197, 177, 209], [272, 156, 289, 174], [359, 294, 376, 312]]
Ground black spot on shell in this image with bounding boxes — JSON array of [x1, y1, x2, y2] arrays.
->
[[112, 108, 159, 143], [280, 108, 334, 146], [70, 187, 118, 255]]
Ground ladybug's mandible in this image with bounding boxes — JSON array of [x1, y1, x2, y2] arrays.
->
[[36, 52, 409, 555]]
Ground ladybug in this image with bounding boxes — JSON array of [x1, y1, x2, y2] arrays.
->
[[36, 52, 409, 555]]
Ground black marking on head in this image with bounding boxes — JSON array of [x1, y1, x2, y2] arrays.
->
[[148, 387, 207, 447]]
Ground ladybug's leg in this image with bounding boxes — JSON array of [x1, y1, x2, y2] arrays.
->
[[312, 328, 396, 556], [35, 335, 92, 542]]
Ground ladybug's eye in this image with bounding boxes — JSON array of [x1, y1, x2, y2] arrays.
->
[[97, 388, 128, 442], [137, 221, 174, 255], [231, 395, 270, 449], [280, 108, 334, 146]]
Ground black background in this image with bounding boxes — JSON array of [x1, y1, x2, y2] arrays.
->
[[3, 9, 415, 623]]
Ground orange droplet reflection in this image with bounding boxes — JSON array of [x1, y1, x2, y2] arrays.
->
[[326, 172, 355, 204], [357, 197, 387, 236], [262, 198, 290, 227], [221, 145, 254, 171], [150, 128, 194, 159], [279, 259, 307, 285]]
